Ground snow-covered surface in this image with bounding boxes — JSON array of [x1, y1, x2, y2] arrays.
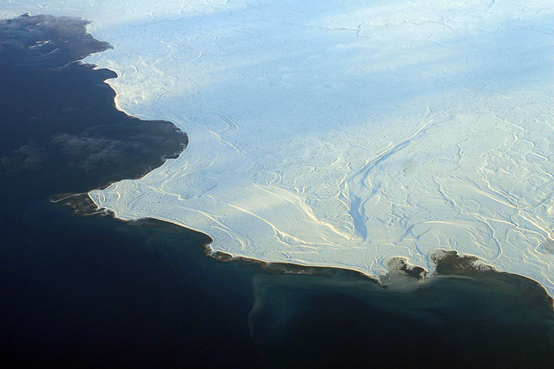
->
[[4, 1, 554, 294]]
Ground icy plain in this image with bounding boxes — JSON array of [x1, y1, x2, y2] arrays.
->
[[4, 1, 554, 294]]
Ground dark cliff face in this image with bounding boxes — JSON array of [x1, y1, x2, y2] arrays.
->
[[0, 14, 188, 203]]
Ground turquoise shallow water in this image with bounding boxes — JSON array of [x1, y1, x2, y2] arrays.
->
[[1, 14, 554, 368]]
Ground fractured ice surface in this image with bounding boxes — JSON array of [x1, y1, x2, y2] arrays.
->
[[4, 1, 554, 294]]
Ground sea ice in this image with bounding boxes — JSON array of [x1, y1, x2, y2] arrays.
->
[[4, 0, 554, 295]]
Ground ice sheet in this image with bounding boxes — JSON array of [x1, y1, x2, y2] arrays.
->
[[4, 1, 554, 295]]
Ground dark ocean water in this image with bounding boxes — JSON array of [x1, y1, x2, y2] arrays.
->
[[1, 14, 554, 369]]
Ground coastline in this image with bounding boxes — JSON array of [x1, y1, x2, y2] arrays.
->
[[83, 190, 554, 310], [205, 239, 554, 309], [73, 6, 554, 304], [2, 12, 554, 368], [56, 178, 554, 311], [80, 2, 554, 295], [24, 0, 553, 295]]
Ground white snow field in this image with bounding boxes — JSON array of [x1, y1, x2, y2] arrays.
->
[[4, 1, 554, 294]]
